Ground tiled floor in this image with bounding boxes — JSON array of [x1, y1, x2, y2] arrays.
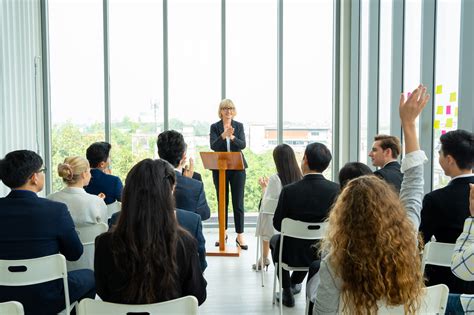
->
[[199, 227, 308, 315]]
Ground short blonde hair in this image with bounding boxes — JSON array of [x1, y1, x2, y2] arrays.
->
[[218, 99, 237, 119], [57, 156, 89, 185]]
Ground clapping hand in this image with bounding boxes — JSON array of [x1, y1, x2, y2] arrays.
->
[[258, 176, 269, 190], [222, 126, 235, 139], [183, 157, 195, 178], [98, 193, 106, 199]]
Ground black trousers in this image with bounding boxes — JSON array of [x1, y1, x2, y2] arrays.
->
[[270, 234, 308, 289], [212, 169, 246, 233]]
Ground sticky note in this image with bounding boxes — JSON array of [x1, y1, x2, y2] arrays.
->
[[446, 105, 451, 115], [441, 130, 447, 135], [436, 106, 443, 115], [450, 92, 457, 102], [446, 118, 453, 128], [434, 120, 440, 129], [455, 107, 458, 117], [436, 85, 443, 94]]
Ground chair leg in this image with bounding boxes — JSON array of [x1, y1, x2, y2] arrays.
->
[[255, 235, 260, 272], [279, 265, 283, 315], [260, 237, 265, 287], [272, 263, 278, 304]]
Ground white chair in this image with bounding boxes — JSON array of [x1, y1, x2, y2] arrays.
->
[[272, 219, 327, 315], [67, 223, 108, 271], [0, 254, 74, 314], [421, 241, 456, 273], [0, 301, 24, 315], [106, 201, 121, 219], [337, 284, 449, 314], [76, 296, 199, 315], [255, 198, 279, 287]]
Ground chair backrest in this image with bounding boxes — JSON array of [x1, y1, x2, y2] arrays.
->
[[421, 241, 456, 273], [0, 254, 72, 314], [338, 284, 449, 314], [76, 296, 199, 315], [280, 218, 327, 240], [0, 301, 24, 315], [107, 201, 122, 219], [67, 223, 108, 271]]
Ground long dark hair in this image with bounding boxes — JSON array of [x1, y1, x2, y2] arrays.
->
[[273, 144, 302, 186], [110, 159, 182, 303]]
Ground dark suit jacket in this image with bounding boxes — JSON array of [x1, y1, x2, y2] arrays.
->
[[0, 190, 83, 314], [209, 120, 248, 168], [420, 175, 474, 293], [273, 174, 339, 266], [181, 170, 202, 182], [374, 161, 403, 193], [109, 209, 207, 272], [85, 169, 123, 205], [174, 171, 210, 221]]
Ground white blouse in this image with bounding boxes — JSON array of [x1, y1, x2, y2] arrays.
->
[[260, 174, 282, 215], [47, 187, 108, 226]]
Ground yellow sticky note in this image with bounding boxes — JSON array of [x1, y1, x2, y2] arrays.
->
[[455, 107, 458, 117], [436, 85, 443, 94], [436, 106, 443, 115], [434, 120, 440, 129], [450, 92, 457, 102], [446, 118, 453, 128]]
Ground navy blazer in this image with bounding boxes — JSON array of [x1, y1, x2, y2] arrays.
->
[[109, 209, 207, 272], [174, 171, 210, 221], [374, 161, 403, 193], [273, 174, 339, 266], [85, 169, 123, 205], [0, 190, 83, 314], [420, 175, 474, 294], [209, 120, 248, 168]]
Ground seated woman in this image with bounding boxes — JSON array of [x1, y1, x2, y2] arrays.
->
[[311, 85, 430, 314], [94, 159, 207, 305], [48, 156, 107, 226], [253, 144, 302, 270]]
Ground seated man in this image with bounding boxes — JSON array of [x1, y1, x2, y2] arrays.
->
[[84, 141, 123, 205], [368, 134, 403, 193], [156, 130, 211, 221], [448, 184, 474, 313], [420, 129, 474, 293], [0, 150, 95, 315], [270, 142, 339, 307]]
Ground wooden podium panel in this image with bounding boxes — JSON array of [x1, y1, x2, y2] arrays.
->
[[200, 152, 244, 257]]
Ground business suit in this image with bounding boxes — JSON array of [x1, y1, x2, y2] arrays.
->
[[0, 190, 95, 315], [271, 174, 339, 288], [374, 161, 403, 193], [420, 175, 474, 294], [174, 171, 210, 221], [85, 169, 123, 205], [109, 209, 207, 272], [210, 120, 247, 233]]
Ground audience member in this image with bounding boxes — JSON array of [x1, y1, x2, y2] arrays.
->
[[448, 184, 474, 313], [0, 150, 95, 315], [253, 144, 302, 271], [338, 162, 373, 189], [157, 130, 210, 221], [94, 159, 207, 305], [369, 134, 403, 192], [48, 156, 107, 226], [84, 141, 123, 205], [419, 129, 474, 293], [270, 142, 339, 307], [309, 84, 429, 314]]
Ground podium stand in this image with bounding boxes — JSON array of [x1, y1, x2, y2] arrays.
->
[[200, 152, 244, 257]]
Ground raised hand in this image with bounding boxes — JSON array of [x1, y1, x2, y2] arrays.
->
[[399, 84, 430, 126]]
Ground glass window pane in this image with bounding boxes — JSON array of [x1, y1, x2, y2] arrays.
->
[[432, 0, 461, 189], [283, 0, 334, 179], [109, 0, 164, 183], [226, 0, 277, 212], [378, 0, 392, 136], [49, 0, 105, 192], [359, 0, 369, 164]]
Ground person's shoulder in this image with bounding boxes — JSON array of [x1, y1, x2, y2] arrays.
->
[[178, 174, 203, 189], [96, 230, 113, 246], [232, 120, 244, 127], [176, 208, 201, 224]]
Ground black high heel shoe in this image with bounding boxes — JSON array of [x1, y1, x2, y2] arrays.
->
[[215, 234, 228, 247], [236, 238, 248, 250]]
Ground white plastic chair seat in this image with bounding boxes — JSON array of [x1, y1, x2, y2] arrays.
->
[[67, 223, 108, 271], [76, 296, 198, 315], [421, 241, 456, 273], [0, 301, 24, 315]]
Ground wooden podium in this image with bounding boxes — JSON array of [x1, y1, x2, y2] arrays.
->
[[200, 152, 244, 257]]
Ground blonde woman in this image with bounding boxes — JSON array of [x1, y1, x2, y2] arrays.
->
[[48, 156, 107, 226], [311, 85, 430, 314]]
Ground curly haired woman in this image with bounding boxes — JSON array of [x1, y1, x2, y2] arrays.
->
[[310, 85, 430, 314]]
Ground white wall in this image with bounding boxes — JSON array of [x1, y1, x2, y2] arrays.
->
[[0, 0, 44, 197]]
